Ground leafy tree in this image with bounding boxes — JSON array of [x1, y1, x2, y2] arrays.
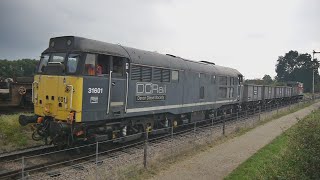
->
[[0, 59, 38, 79], [245, 79, 263, 85], [262, 74, 273, 85], [275, 51, 319, 92], [245, 75, 273, 85]]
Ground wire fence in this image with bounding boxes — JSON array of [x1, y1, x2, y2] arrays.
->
[[11, 98, 316, 180]]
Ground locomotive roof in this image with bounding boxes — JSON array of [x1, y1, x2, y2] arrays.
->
[[45, 36, 242, 77]]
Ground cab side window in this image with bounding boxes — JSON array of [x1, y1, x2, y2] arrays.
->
[[113, 56, 125, 77], [97, 54, 110, 76], [38, 54, 49, 73], [84, 54, 96, 76], [67, 54, 80, 73]]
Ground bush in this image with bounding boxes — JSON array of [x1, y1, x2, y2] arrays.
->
[[279, 111, 320, 179]]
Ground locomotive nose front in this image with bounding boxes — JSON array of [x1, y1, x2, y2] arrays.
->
[[33, 75, 83, 122], [36, 75, 60, 115]]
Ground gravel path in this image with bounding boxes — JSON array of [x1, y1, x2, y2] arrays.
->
[[150, 102, 320, 180]]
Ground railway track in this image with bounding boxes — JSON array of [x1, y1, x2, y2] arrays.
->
[[0, 139, 144, 180], [0, 107, 33, 115], [0, 100, 311, 180], [0, 145, 55, 162]]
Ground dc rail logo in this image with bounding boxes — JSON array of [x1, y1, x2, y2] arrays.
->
[[136, 82, 166, 95], [136, 82, 167, 102]]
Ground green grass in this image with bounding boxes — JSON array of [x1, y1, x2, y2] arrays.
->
[[0, 113, 41, 152], [226, 109, 320, 180], [225, 128, 290, 180]]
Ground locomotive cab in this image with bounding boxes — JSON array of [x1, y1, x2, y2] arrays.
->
[[19, 36, 130, 145], [33, 49, 129, 121]]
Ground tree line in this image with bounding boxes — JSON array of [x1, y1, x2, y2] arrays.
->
[[0, 50, 318, 92], [245, 50, 319, 92], [276, 50, 319, 92], [0, 59, 38, 79]]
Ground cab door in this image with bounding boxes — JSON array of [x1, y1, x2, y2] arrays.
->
[[108, 56, 129, 116]]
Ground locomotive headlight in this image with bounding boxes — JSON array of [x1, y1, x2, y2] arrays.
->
[[67, 39, 72, 46], [37, 117, 44, 124], [44, 105, 50, 113], [69, 112, 74, 120], [122, 126, 127, 136], [68, 112, 75, 123]]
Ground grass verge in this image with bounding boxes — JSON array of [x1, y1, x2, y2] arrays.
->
[[0, 113, 42, 153], [226, 107, 320, 180]]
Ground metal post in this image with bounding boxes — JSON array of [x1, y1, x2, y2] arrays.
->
[[259, 107, 261, 121], [313, 110, 315, 120], [252, 108, 255, 126], [211, 117, 214, 127], [211, 118, 214, 140], [246, 110, 248, 119], [95, 142, 99, 180], [264, 104, 266, 112], [222, 113, 225, 135], [236, 112, 238, 122], [215, 111, 218, 121], [143, 131, 148, 168], [277, 103, 279, 114], [312, 51, 315, 100], [22, 156, 25, 180], [171, 126, 174, 139], [289, 101, 291, 110], [194, 122, 197, 141], [171, 125, 174, 154]]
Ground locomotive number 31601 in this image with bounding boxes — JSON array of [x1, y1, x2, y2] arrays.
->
[[88, 88, 103, 94]]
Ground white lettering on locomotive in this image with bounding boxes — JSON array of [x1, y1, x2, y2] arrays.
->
[[136, 82, 166, 95], [88, 88, 103, 94]]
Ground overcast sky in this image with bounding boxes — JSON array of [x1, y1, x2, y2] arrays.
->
[[0, 0, 319, 79]]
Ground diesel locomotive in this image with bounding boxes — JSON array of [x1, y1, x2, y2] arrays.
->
[[19, 36, 303, 146]]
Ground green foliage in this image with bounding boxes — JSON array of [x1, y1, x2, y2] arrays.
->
[[244, 74, 274, 85], [272, 81, 287, 86], [262, 74, 273, 84], [275, 50, 319, 92], [244, 79, 264, 85], [279, 111, 320, 179], [226, 109, 320, 180], [0, 59, 38, 78]]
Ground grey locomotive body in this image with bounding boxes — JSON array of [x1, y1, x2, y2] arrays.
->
[[77, 36, 243, 142]]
